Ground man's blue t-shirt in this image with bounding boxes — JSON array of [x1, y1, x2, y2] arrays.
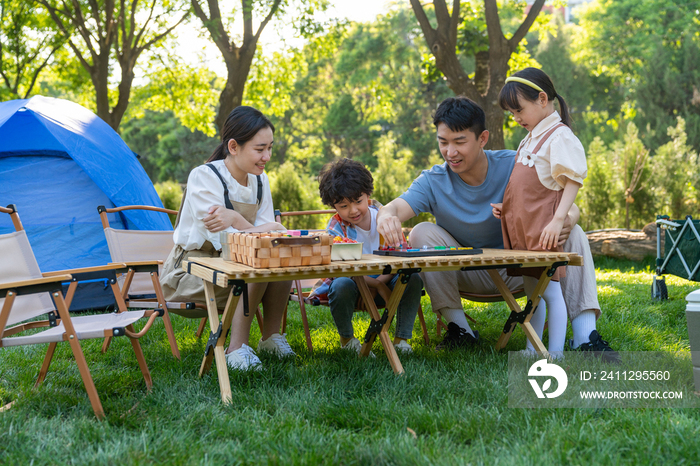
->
[[400, 149, 516, 249]]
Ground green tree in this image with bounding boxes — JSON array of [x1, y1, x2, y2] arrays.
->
[[611, 123, 654, 229], [575, 0, 700, 152], [246, 7, 451, 174], [191, 0, 328, 132], [37, 0, 190, 130], [269, 162, 325, 229], [578, 137, 616, 231], [127, 55, 222, 137], [410, 0, 548, 149], [0, 0, 65, 100], [121, 110, 218, 183], [533, 16, 624, 152], [652, 117, 698, 219]]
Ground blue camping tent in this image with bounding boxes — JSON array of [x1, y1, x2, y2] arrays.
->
[[0, 96, 173, 308]]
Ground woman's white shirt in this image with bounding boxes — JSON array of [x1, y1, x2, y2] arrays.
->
[[173, 159, 275, 251], [516, 110, 587, 190]]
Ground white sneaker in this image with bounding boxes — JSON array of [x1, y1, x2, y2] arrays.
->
[[393, 340, 413, 354], [226, 344, 262, 371], [257, 333, 296, 358], [341, 337, 375, 358]]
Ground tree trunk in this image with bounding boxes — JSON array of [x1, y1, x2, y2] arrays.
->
[[216, 45, 256, 132], [410, 0, 544, 150], [93, 48, 112, 128]]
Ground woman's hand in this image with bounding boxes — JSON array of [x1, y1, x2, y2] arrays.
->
[[540, 217, 565, 250], [241, 222, 286, 233], [490, 203, 503, 219], [203, 205, 248, 232]]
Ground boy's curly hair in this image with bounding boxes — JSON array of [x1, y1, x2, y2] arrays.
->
[[318, 158, 374, 207]]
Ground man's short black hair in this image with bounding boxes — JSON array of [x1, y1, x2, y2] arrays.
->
[[318, 158, 374, 207], [433, 96, 486, 136]]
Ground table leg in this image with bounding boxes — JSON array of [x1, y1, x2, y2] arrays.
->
[[199, 280, 243, 405], [488, 269, 549, 356], [353, 276, 405, 375]]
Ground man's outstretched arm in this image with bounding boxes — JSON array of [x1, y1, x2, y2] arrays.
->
[[376, 198, 416, 247]]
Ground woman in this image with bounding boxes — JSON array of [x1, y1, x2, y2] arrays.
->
[[161, 106, 293, 371]]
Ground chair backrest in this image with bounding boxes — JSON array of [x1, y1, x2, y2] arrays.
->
[[103, 227, 175, 295], [0, 230, 56, 326], [274, 208, 336, 231]]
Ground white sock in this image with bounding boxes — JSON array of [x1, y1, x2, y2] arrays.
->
[[523, 277, 545, 353], [439, 308, 475, 337], [571, 310, 597, 348], [542, 281, 567, 355]]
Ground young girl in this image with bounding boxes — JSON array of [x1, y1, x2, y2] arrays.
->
[[491, 68, 587, 357], [161, 106, 293, 371]]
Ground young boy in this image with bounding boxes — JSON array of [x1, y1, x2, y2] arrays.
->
[[314, 158, 423, 354]]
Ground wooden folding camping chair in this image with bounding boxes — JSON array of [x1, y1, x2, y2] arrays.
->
[[97, 205, 187, 359], [0, 204, 161, 419]]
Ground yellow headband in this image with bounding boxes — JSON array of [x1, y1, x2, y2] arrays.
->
[[505, 76, 544, 93]]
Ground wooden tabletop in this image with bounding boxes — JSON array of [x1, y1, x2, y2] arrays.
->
[[184, 249, 582, 286]]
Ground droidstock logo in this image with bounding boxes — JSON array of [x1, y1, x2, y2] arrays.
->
[[528, 359, 568, 399]]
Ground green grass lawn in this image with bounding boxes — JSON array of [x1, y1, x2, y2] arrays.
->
[[1, 257, 699, 465]]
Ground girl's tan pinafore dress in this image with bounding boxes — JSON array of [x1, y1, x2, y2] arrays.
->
[[501, 124, 566, 281]]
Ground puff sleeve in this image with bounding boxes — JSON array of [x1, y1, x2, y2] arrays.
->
[[548, 129, 587, 188]]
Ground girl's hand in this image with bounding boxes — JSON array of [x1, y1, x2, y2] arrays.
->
[[540, 217, 565, 250], [490, 203, 503, 219], [203, 205, 246, 232]]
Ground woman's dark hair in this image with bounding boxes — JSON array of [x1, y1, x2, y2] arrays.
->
[[433, 96, 486, 136], [318, 158, 374, 207], [206, 106, 275, 162], [498, 67, 571, 127]]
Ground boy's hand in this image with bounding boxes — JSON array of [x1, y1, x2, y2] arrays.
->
[[540, 217, 565, 250], [490, 203, 503, 219]]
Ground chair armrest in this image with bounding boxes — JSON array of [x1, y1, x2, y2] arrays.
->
[[110, 260, 163, 267], [99, 205, 178, 216], [42, 263, 128, 277], [0, 274, 73, 292]]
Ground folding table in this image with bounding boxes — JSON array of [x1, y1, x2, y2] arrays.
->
[[183, 249, 582, 404]]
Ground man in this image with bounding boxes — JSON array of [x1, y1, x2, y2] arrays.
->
[[376, 96, 617, 360]]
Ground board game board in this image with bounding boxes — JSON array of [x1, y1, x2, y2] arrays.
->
[[373, 247, 483, 257]]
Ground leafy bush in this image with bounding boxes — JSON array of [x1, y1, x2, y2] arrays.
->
[[269, 163, 327, 229], [154, 180, 183, 226]]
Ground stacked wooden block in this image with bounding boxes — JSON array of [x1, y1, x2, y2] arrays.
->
[[220, 232, 332, 268]]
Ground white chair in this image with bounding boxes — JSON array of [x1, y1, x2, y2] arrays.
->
[[0, 204, 159, 419], [98, 205, 181, 358]]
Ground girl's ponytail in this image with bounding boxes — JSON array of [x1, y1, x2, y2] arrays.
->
[[555, 94, 571, 128]]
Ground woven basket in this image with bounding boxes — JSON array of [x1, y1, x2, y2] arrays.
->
[[220, 232, 332, 268]]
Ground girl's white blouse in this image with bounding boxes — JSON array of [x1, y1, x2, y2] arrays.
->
[[516, 110, 587, 191], [173, 159, 275, 251]]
